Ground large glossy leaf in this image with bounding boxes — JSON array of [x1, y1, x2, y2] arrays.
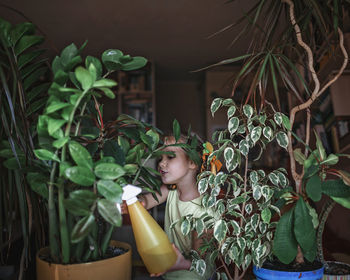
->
[[63, 198, 91, 216], [121, 56, 147, 71], [71, 214, 95, 243], [34, 149, 60, 162], [94, 162, 126, 180], [101, 49, 123, 71], [97, 180, 123, 203], [75, 66, 93, 90], [26, 172, 48, 199], [47, 118, 67, 136], [306, 174, 322, 202], [69, 190, 97, 205], [65, 166, 95, 186], [273, 208, 297, 264], [103, 140, 125, 165], [330, 196, 350, 209], [294, 199, 316, 252], [97, 199, 122, 227], [68, 141, 93, 169], [322, 179, 350, 197]]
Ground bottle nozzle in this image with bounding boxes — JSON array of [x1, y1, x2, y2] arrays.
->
[[122, 184, 142, 205]]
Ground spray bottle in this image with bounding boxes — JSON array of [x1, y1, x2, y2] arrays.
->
[[122, 184, 177, 274]]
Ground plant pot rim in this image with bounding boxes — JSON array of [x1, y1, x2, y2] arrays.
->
[[36, 240, 131, 267], [324, 261, 350, 276]]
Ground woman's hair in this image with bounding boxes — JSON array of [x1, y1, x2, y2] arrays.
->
[[162, 130, 204, 169]]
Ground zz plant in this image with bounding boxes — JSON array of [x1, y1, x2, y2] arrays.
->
[[26, 43, 164, 264], [182, 98, 292, 280]]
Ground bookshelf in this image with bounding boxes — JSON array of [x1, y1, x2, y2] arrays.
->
[[117, 61, 155, 126], [102, 61, 156, 125]]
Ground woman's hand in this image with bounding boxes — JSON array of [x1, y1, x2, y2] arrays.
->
[[150, 244, 191, 277], [120, 198, 147, 215]]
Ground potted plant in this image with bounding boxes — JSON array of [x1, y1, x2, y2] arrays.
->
[[185, 0, 350, 279], [0, 16, 50, 280], [0, 16, 167, 279]]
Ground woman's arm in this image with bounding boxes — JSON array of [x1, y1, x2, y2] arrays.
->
[[140, 184, 169, 210]]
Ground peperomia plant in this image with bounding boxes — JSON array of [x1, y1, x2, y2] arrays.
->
[[26, 43, 164, 264], [182, 98, 292, 280]]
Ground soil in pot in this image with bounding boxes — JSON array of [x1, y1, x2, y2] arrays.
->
[[324, 261, 350, 276], [262, 257, 323, 272]]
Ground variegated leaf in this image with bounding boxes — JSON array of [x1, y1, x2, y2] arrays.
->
[[237, 237, 246, 250], [277, 171, 287, 186], [243, 104, 253, 119], [263, 126, 273, 141], [257, 169, 266, 177], [250, 171, 259, 184], [276, 131, 289, 149], [207, 195, 216, 208], [228, 117, 239, 135], [195, 218, 205, 236], [224, 147, 234, 164], [274, 112, 283, 126], [237, 125, 246, 134], [231, 220, 241, 235], [214, 220, 228, 242], [259, 222, 267, 234], [244, 254, 252, 270], [228, 245, 239, 261], [259, 114, 267, 124], [181, 218, 191, 236], [253, 185, 262, 200], [221, 237, 234, 254], [196, 259, 206, 276], [268, 172, 279, 186], [245, 203, 252, 214], [250, 126, 262, 144], [239, 139, 249, 156], [227, 105, 236, 118], [211, 98, 222, 116], [211, 186, 221, 197], [251, 213, 260, 230], [198, 178, 208, 194]]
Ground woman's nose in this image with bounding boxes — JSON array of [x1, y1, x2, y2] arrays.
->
[[159, 159, 166, 168]]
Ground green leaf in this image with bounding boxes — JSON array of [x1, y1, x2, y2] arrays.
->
[[27, 172, 48, 199], [306, 174, 322, 202], [274, 112, 283, 126], [53, 137, 70, 149], [322, 179, 350, 197], [10, 22, 35, 45], [293, 148, 306, 165], [224, 147, 234, 163], [47, 118, 67, 136], [146, 129, 159, 150], [273, 208, 298, 264], [315, 131, 326, 161], [69, 190, 97, 205], [198, 178, 208, 194], [211, 98, 222, 116], [261, 208, 271, 223], [195, 259, 206, 277], [65, 166, 95, 186], [281, 114, 291, 130], [330, 196, 350, 209], [75, 66, 94, 90], [46, 102, 72, 114], [85, 56, 102, 79], [173, 119, 181, 142], [195, 218, 205, 236], [93, 78, 117, 88], [99, 87, 115, 99], [228, 117, 239, 135], [294, 199, 316, 252], [63, 199, 91, 216], [102, 49, 123, 71], [94, 163, 126, 180], [14, 35, 44, 56], [69, 141, 93, 169], [60, 43, 79, 67], [214, 220, 228, 242], [121, 56, 147, 71], [34, 149, 60, 162], [97, 199, 122, 227], [97, 180, 123, 203], [276, 131, 289, 150], [71, 214, 95, 243], [320, 154, 339, 165]]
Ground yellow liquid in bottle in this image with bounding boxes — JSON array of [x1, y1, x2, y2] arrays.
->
[[128, 201, 177, 274]]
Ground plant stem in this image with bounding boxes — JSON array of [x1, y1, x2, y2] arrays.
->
[[48, 161, 59, 261], [101, 224, 114, 256]]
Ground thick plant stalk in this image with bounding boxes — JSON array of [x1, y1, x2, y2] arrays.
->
[[317, 200, 336, 268], [282, 0, 348, 193]]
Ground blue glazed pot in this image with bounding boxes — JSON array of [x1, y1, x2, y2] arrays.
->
[[253, 265, 324, 280]]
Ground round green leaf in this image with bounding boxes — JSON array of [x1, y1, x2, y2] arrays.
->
[[65, 166, 95, 186], [97, 180, 123, 203], [69, 141, 93, 169], [94, 163, 125, 180], [97, 199, 122, 227], [306, 174, 322, 202], [121, 56, 147, 71], [102, 49, 123, 71]]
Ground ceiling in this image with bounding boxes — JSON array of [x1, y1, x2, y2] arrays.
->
[[0, 0, 252, 80]]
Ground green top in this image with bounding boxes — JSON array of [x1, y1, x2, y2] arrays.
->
[[163, 190, 215, 280]]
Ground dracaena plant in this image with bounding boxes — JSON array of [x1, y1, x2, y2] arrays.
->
[[181, 99, 293, 280], [0, 16, 49, 279], [26, 43, 165, 264]]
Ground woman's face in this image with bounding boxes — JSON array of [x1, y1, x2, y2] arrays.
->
[[158, 137, 194, 185]]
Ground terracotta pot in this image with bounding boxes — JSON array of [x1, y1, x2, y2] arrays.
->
[[36, 240, 132, 280], [323, 261, 350, 280]]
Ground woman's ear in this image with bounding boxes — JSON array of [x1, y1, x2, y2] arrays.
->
[[188, 160, 198, 170]]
